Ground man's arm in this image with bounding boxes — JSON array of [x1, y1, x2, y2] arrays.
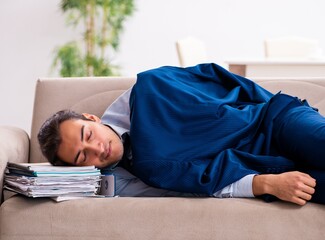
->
[[252, 171, 316, 206], [115, 166, 256, 198], [114, 167, 207, 197]]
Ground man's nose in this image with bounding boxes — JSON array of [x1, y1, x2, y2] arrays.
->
[[84, 141, 104, 155]]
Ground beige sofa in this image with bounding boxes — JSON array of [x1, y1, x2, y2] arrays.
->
[[1, 76, 325, 240]]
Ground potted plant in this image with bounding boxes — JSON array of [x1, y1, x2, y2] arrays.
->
[[52, 0, 135, 77]]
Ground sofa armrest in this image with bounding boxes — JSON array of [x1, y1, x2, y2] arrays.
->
[[0, 126, 29, 203]]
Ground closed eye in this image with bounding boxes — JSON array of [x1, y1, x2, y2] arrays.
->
[[88, 130, 93, 141], [82, 152, 87, 163]]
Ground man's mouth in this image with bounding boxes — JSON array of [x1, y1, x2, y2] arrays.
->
[[105, 142, 111, 159]]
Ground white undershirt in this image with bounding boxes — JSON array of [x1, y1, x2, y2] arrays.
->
[[101, 88, 255, 198]]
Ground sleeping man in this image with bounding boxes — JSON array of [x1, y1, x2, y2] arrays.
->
[[38, 63, 325, 205]]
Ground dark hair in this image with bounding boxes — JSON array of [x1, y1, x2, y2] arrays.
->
[[37, 109, 88, 166]]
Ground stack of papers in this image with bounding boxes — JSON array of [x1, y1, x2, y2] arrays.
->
[[4, 162, 101, 198]]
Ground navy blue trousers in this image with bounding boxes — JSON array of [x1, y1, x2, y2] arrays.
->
[[273, 105, 325, 204]]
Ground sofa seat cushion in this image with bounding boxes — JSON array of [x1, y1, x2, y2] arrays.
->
[[1, 195, 324, 240]]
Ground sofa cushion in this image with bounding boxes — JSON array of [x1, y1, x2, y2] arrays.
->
[[1, 196, 324, 240]]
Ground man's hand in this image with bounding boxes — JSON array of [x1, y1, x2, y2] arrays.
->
[[253, 171, 316, 206]]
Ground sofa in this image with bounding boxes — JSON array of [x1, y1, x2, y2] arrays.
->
[[1, 75, 325, 240]]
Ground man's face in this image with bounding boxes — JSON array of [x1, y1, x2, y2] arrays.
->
[[57, 116, 124, 168]]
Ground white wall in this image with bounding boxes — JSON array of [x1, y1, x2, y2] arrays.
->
[[1, 0, 325, 134]]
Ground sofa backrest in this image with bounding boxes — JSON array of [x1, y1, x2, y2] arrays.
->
[[30, 76, 325, 163], [30, 77, 136, 163], [255, 78, 325, 115]]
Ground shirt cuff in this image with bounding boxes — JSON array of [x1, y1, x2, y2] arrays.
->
[[232, 174, 256, 198], [212, 174, 256, 198]]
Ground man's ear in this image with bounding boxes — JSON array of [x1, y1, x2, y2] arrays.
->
[[82, 113, 101, 123]]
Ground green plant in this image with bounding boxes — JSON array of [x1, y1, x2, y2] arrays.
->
[[52, 0, 135, 77]]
